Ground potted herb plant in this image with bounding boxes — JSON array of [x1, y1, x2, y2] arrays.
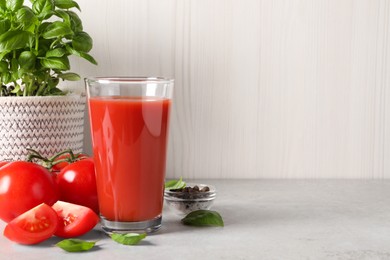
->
[[0, 0, 96, 160]]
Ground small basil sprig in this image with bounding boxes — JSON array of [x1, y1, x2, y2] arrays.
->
[[165, 177, 186, 189], [0, 0, 97, 97], [111, 233, 146, 245], [181, 210, 224, 227], [55, 239, 96, 252]]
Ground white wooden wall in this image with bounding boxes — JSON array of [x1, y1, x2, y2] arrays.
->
[[70, 0, 390, 179]]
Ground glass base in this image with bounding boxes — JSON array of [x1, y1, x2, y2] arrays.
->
[[100, 215, 162, 234]]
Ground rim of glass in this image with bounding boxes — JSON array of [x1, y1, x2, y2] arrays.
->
[[85, 76, 174, 84]]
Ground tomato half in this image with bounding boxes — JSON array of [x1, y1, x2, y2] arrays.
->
[[57, 158, 99, 213], [52, 201, 99, 238], [0, 161, 58, 222], [3, 203, 58, 245]]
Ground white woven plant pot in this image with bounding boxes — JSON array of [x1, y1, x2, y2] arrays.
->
[[0, 94, 86, 161]]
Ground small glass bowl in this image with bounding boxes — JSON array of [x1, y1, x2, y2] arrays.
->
[[164, 183, 216, 216]]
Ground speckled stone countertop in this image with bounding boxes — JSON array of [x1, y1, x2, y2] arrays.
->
[[1, 179, 390, 260]]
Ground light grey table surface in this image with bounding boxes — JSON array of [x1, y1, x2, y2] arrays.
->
[[1, 179, 390, 260]]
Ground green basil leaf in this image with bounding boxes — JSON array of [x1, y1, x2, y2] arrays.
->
[[36, 38, 51, 57], [19, 51, 36, 69], [54, 9, 70, 24], [46, 87, 65, 95], [54, 0, 80, 11], [58, 72, 80, 81], [46, 47, 66, 57], [32, 0, 54, 19], [47, 77, 59, 88], [41, 56, 70, 70], [16, 6, 35, 22], [111, 233, 146, 245], [56, 239, 96, 252], [0, 50, 10, 61], [165, 177, 186, 189], [0, 0, 6, 10], [1, 72, 10, 84], [43, 21, 73, 39], [0, 30, 33, 52], [0, 19, 11, 35], [66, 45, 97, 65], [32, 0, 52, 14], [181, 210, 224, 227], [38, 22, 51, 34], [17, 67, 27, 78], [16, 7, 37, 28], [0, 61, 8, 72], [72, 31, 92, 52], [6, 0, 23, 12], [10, 83, 21, 93], [78, 52, 97, 65], [67, 10, 82, 32]]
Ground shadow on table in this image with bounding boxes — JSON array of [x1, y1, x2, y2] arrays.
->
[[26, 228, 105, 250]]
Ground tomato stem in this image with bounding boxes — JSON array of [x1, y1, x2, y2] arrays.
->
[[26, 148, 50, 162], [48, 149, 75, 162], [26, 148, 87, 171]]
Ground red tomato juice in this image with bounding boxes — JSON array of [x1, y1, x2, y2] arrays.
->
[[88, 96, 171, 222]]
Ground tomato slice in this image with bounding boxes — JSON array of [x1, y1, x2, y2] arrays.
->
[[52, 201, 99, 238], [3, 203, 58, 245]]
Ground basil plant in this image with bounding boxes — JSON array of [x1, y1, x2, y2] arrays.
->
[[0, 0, 97, 96]]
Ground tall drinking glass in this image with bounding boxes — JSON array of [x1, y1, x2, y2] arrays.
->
[[85, 77, 174, 234]]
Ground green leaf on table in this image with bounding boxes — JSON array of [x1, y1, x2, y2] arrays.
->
[[55, 239, 96, 252], [181, 210, 224, 227], [110, 233, 146, 245], [165, 176, 186, 189]]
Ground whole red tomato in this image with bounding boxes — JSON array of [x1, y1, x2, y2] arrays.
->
[[0, 161, 58, 222], [0, 161, 9, 168], [56, 158, 99, 213], [51, 153, 88, 172]]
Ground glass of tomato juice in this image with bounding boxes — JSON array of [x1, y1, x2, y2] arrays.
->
[[85, 77, 173, 234]]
